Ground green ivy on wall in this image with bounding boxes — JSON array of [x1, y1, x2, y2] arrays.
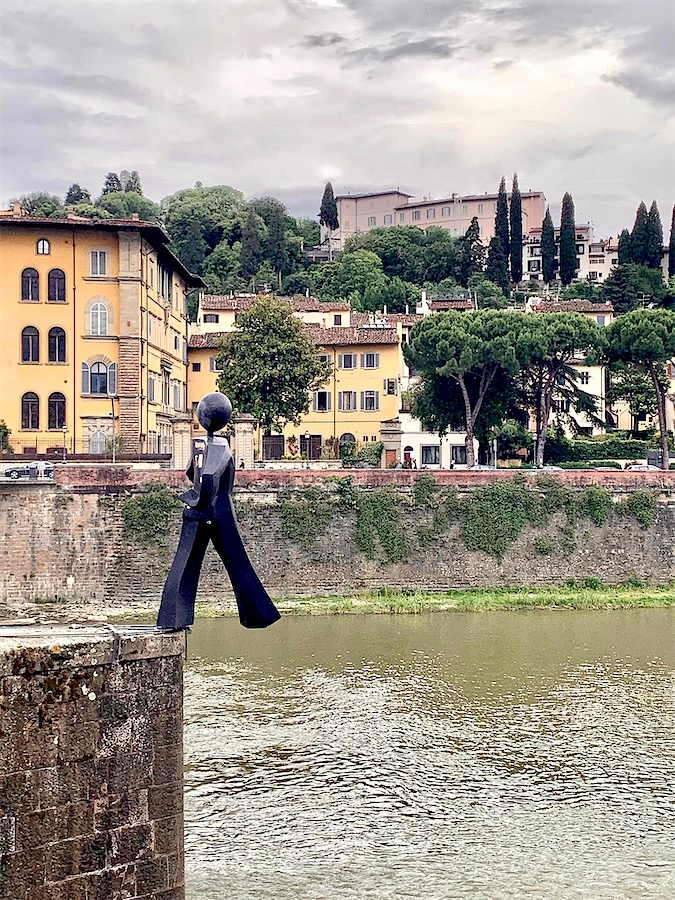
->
[[122, 483, 182, 545]]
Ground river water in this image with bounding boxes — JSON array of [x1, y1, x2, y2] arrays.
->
[[184, 610, 675, 899]]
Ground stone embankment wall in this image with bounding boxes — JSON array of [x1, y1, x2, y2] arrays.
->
[[1, 467, 674, 608], [0, 625, 185, 900]]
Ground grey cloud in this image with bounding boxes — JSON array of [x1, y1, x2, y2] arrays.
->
[[346, 36, 455, 65], [493, 59, 514, 70], [302, 32, 346, 49], [602, 69, 675, 108]]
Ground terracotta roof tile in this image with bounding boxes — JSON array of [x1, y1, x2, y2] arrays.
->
[[529, 300, 614, 314], [429, 299, 474, 311], [305, 325, 399, 346], [200, 294, 350, 312], [188, 332, 227, 349], [351, 312, 419, 326]]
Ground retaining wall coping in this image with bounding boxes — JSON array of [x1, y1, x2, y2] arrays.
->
[[0, 625, 185, 677]]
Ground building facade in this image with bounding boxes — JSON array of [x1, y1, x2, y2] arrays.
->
[[323, 189, 547, 250], [0, 206, 204, 463]]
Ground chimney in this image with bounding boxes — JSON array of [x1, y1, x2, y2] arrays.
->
[[12, 201, 22, 217], [131, 212, 140, 221], [383, 304, 388, 315]]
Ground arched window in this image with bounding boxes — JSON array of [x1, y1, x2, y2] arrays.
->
[[21, 392, 39, 429], [82, 360, 116, 395], [339, 433, 356, 445], [90, 302, 108, 335], [48, 269, 66, 302], [21, 326, 39, 362], [21, 268, 39, 302], [48, 327, 66, 363], [89, 430, 106, 455], [90, 362, 108, 395], [48, 393, 66, 429], [37, 239, 50, 255]]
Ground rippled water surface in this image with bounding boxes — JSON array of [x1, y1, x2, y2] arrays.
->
[[184, 610, 675, 899]]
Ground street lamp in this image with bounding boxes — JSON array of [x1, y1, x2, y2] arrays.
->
[[304, 430, 310, 468], [62, 425, 67, 463]]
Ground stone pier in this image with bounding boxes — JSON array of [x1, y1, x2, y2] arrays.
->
[[0, 625, 185, 900]]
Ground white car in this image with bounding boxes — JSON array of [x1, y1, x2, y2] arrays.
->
[[625, 464, 661, 472]]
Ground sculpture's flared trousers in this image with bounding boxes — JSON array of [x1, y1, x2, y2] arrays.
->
[[156, 494, 281, 630]]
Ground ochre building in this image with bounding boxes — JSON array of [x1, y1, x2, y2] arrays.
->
[[0, 206, 204, 464]]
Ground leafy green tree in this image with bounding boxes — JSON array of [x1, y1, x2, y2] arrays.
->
[[485, 234, 509, 293], [601, 263, 670, 314], [559, 280, 601, 301], [345, 225, 459, 286], [509, 173, 523, 283], [559, 192, 577, 286], [64, 184, 91, 205], [669, 205, 675, 278], [12, 192, 63, 217], [515, 312, 605, 466], [0, 420, 13, 454], [239, 206, 265, 279], [335, 250, 387, 304], [617, 228, 632, 265], [280, 270, 314, 296], [263, 200, 288, 275], [97, 191, 159, 221], [170, 219, 209, 274], [541, 207, 556, 283], [216, 297, 332, 433], [71, 202, 112, 220], [203, 239, 243, 293], [492, 418, 533, 460], [458, 217, 485, 287], [468, 274, 506, 309], [404, 310, 522, 466], [645, 200, 663, 270], [630, 201, 649, 266], [607, 361, 668, 423], [125, 170, 143, 195], [101, 172, 123, 195], [607, 309, 675, 468], [495, 176, 510, 265], [312, 261, 341, 300]]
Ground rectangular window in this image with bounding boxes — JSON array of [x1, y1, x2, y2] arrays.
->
[[148, 377, 155, 402], [360, 352, 380, 369], [427, 209, 436, 219], [384, 214, 393, 225], [90, 251, 107, 276], [413, 210, 421, 221], [338, 391, 357, 411], [209, 356, 221, 372], [579, 371, 590, 385], [399, 212, 405, 223], [204, 313, 220, 323], [528, 260, 541, 272], [576, 244, 585, 254], [611, 258, 618, 265], [462, 204, 468, 215], [149, 264, 154, 288], [383, 379, 397, 395], [452, 446, 467, 465], [318, 354, 331, 364], [367, 216, 376, 226], [338, 353, 357, 369], [192, 362, 201, 372], [552, 399, 570, 413], [334, 314, 342, 326], [442, 207, 451, 217], [313, 390, 331, 412], [360, 390, 380, 412], [596, 316, 606, 327], [421, 445, 440, 465], [173, 383, 181, 410], [477, 203, 483, 214]]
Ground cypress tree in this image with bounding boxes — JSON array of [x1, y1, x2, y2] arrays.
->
[[668, 205, 675, 278], [485, 234, 509, 293], [319, 182, 339, 262], [458, 217, 485, 286], [559, 192, 577, 286], [617, 228, 632, 265], [630, 201, 649, 265], [101, 172, 122, 195], [494, 176, 510, 266], [509, 173, 523, 283], [266, 202, 288, 275], [125, 170, 143, 195], [240, 207, 263, 279], [64, 184, 91, 205], [541, 207, 556, 283], [645, 200, 663, 269]]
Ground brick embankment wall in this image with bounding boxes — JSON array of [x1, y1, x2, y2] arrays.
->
[[1, 466, 675, 606], [0, 625, 185, 900]]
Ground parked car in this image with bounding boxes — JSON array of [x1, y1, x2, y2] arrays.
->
[[468, 464, 497, 471], [538, 465, 563, 471], [4, 462, 55, 479], [625, 464, 661, 472]]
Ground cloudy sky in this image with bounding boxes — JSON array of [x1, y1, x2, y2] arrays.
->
[[1, 0, 673, 236]]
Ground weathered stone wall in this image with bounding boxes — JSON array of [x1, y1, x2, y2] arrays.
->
[[1, 468, 675, 607], [0, 625, 184, 899]]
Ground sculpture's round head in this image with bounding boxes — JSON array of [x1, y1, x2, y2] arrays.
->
[[197, 392, 233, 433]]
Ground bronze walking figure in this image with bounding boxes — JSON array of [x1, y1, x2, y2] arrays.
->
[[157, 392, 280, 631]]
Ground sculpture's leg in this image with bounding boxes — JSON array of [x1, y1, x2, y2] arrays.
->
[[209, 495, 281, 629], [157, 513, 211, 629]]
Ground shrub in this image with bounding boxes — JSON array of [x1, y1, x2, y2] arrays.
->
[[122, 483, 181, 544]]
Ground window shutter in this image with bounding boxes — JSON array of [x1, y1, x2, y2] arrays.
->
[[375, 353, 380, 368], [326, 393, 331, 412], [383, 379, 387, 392], [338, 354, 343, 368], [90, 251, 97, 275], [108, 363, 117, 395], [375, 391, 380, 411], [148, 378, 154, 402], [360, 391, 365, 410], [338, 392, 343, 411], [351, 391, 357, 410], [313, 392, 318, 412], [360, 354, 365, 368], [81, 363, 90, 394]]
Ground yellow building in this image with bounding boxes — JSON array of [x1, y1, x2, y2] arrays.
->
[[187, 294, 402, 459], [0, 205, 204, 463]]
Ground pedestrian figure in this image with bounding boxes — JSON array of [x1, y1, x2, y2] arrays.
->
[[157, 392, 280, 631]]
